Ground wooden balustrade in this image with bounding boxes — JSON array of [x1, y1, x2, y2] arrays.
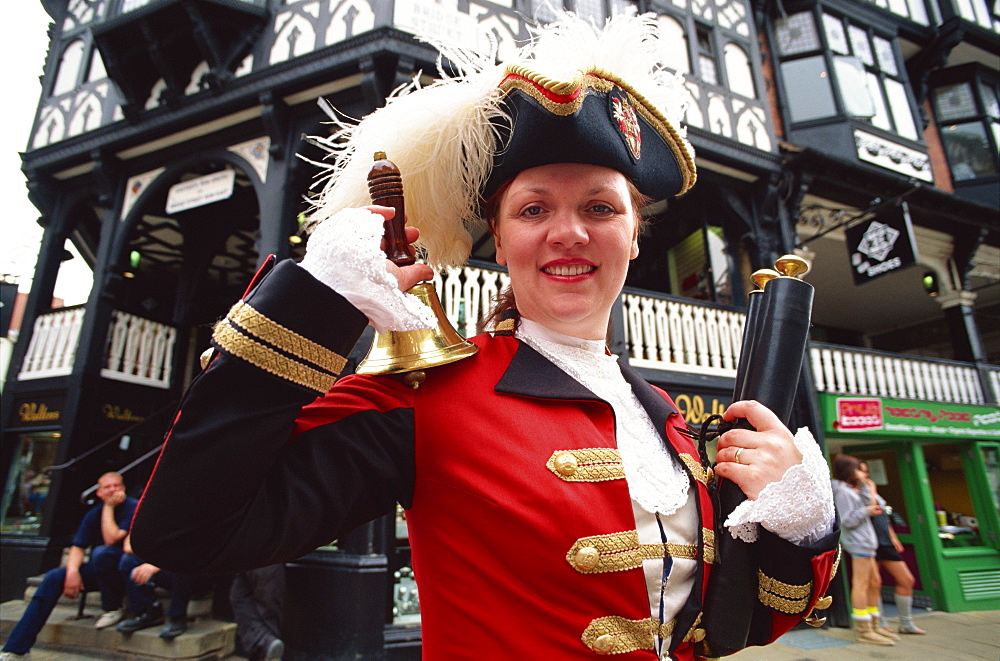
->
[[18, 308, 175, 389], [810, 343, 990, 405]]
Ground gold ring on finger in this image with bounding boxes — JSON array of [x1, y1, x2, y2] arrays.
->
[[735, 447, 744, 464]]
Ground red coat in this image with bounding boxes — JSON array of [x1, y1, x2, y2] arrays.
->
[[132, 260, 839, 660]]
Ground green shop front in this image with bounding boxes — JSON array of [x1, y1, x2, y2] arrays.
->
[[819, 393, 1000, 612]]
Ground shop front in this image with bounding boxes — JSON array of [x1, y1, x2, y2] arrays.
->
[[819, 393, 1000, 612]]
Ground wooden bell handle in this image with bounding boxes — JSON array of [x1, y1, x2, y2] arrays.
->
[[368, 151, 416, 266]]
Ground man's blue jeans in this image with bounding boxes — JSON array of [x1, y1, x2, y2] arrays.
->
[[1, 545, 124, 655], [119, 553, 192, 619]]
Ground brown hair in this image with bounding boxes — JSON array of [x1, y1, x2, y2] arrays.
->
[[832, 454, 861, 485], [477, 175, 651, 334]]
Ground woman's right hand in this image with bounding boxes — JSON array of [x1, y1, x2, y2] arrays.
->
[[867, 504, 883, 516], [368, 205, 434, 291]]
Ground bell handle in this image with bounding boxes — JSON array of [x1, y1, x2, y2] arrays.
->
[[368, 151, 416, 267]]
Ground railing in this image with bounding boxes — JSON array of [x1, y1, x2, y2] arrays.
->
[[18, 306, 85, 380], [430, 262, 511, 340], [102, 311, 177, 389], [622, 291, 745, 377], [810, 343, 994, 405], [430, 262, 746, 379], [19, 308, 176, 390]]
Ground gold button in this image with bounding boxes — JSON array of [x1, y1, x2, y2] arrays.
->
[[554, 453, 579, 476], [815, 595, 833, 610], [574, 546, 600, 571], [593, 634, 615, 653], [705, 467, 715, 483], [199, 347, 214, 370], [690, 628, 706, 642]]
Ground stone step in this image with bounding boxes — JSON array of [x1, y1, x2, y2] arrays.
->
[[1, 600, 236, 660], [23, 576, 214, 619]]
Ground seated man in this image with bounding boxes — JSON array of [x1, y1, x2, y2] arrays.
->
[[116, 535, 194, 639], [1, 472, 137, 660]]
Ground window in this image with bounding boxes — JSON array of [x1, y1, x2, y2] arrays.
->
[[52, 40, 86, 96], [933, 78, 1000, 181], [1, 433, 60, 535], [775, 10, 917, 139], [695, 25, 719, 86]]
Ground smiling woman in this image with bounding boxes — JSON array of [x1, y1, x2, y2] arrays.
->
[[131, 12, 839, 661], [492, 163, 640, 339]]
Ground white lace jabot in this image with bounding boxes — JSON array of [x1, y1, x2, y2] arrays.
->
[[515, 318, 690, 516]]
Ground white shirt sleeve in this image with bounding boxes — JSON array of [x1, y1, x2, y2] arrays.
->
[[297, 208, 436, 333], [723, 427, 835, 545]]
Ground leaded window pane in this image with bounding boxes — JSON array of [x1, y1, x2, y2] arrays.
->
[[867, 72, 892, 131], [700, 55, 719, 86], [980, 81, 999, 118], [782, 56, 837, 122], [934, 83, 977, 122], [823, 14, 849, 54], [941, 121, 998, 179], [775, 12, 820, 56], [885, 78, 918, 140], [834, 56, 876, 118], [849, 26, 874, 66], [874, 36, 898, 76]]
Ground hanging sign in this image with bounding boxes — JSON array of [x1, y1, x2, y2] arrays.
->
[[165, 169, 236, 214], [845, 202, 918, 285]]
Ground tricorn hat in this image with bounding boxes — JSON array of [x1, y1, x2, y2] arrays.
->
[[308, 12, 696, 268]]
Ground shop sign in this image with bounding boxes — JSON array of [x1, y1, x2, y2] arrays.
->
[[13, 394, 65, 427], [845, 202, 918, 286], [823, 394, 1000, 439], [671, 389, 732, 426]]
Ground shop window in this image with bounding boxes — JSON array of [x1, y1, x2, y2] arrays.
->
[[932, 79, 1000, 182], [982, 445, 999, 517], [666, 225, 734, 304], [0, 433, 60, 535], [391, 504, 420, 624], [924, 443, 985, 548]]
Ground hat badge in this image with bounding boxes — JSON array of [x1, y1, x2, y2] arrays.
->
[[611, 95, 642, 159]]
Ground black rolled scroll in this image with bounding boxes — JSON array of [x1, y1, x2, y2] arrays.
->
[[699, 271, 814, 658]]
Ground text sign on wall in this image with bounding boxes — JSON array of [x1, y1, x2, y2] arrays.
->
[[166, 169, 236, 214], [845, 202, 918, 285], [822, 394, 1000, 440]]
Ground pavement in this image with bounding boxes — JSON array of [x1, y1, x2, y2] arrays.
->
[[730, 607, 999, 660], [10, 608, 1000, 660]]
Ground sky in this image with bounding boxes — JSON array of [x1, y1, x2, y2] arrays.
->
[[2, 3, 91, 305]]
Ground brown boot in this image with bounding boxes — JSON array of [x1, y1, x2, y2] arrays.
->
[[854, 618, 895, 646]]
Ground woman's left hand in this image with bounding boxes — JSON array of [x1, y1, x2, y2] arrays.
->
[[714, 400, 803, 500]]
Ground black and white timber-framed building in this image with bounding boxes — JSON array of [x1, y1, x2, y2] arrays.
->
[[2, 0, 998, 657]]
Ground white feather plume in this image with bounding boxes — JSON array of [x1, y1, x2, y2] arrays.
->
[[307, 11, 692, 268]]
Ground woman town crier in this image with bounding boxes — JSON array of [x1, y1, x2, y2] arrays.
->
[[131, 12, 839, 660]]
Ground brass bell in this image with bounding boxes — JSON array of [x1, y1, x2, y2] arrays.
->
[[356, 282, 478, 378], [355, 152, 478, 381]]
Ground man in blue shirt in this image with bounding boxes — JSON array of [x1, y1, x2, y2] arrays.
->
[[1, 472, 138, 659]]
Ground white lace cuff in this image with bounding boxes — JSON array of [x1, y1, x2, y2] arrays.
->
[[723, 427, 835, 546], [298, 208, 437, 333]]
